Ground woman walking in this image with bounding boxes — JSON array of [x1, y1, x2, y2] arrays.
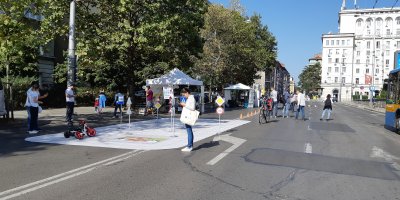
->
[[179, 88, 196, 152], [98, 91, 107, 114], [320, 94, 333, 121], [27, 83, 42, 134]]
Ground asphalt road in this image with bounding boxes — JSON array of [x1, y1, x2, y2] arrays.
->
[[1, 102, 400, 200]]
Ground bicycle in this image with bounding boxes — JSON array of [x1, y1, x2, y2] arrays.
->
[[259, 96, 273, 124]]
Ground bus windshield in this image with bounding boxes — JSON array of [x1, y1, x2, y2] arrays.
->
[[387, 71, 400, 104]]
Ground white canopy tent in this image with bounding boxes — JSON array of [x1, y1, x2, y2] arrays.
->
[[146, 68, 203, 86], [224, 83, 254, 108]]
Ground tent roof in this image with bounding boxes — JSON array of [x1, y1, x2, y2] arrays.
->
[[146, 68, 203, 86], [224, 83, 251, 90]]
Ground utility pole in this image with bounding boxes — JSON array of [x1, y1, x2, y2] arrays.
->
[[67, 0, 77, 87]]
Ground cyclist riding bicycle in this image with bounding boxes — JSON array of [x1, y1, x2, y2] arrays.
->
[[260, 95, 273, 111]]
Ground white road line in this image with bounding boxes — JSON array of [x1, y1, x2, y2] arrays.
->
[[0, 150, 143, 200], [207, 135, 246, 165], [305, 143, 312, 154], [370, 146, 400, 170]]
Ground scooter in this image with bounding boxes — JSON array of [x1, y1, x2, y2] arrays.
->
[[64, 120, 96, 140]]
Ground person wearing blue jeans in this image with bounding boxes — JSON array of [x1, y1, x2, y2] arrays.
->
[[295, 90, 306, 120], [283, 90, 290, 118], [270, 87, 278, 118], [320, 94, 333, 121], [180, 88, 196, 152]]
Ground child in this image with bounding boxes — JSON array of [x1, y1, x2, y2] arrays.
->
[[94, 98, 99, 113]]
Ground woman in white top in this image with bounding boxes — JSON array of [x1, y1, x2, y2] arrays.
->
[[179, 88, 196, 152], [27, 83, 42, 134]]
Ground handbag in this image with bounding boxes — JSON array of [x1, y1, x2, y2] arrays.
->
[[180, 107, 200, 126]]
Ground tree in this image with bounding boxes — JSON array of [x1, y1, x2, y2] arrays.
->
[[43, 0, 207, 91], [0, 1, 46, 80], [194, 4, 277, 90], [298, 62, 322, 93]]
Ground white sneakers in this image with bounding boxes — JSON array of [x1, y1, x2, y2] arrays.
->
[[28, 130, 38, 135], [181, 147, 193, 152]]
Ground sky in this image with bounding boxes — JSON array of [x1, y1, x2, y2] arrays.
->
[[209, 0, 400, 82]]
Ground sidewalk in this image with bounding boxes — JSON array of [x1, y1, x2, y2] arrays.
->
[[340, 102, 385, 114]]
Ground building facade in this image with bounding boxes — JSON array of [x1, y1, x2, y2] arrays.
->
[[254, 61, 291, 96], [321, 1, 400, 101]]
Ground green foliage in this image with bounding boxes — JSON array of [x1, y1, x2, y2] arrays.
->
[[298, 62, 322, 92], [194, 4, 277, 89], [1, 76, 36, 109]]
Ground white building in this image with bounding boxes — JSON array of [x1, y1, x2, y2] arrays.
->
[[321, 0, 400, 101]]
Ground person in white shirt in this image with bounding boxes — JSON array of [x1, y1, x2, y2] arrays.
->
[[270, 87, 278, 118], [65, 84, 76, 122], [25, 81, 48, 134], [295, 90, 306, 120], [179, 88, 196, 152]]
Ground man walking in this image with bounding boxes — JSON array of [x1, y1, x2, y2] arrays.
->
[[270, 87, 278, 118], [295, 90, 306, 121], [113, 91, 124, 118], [283, 90, 291, 118], [65, 84, 76, 122]]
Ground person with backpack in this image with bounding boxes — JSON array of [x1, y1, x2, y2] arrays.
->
[[113, 91, 124, 118], [320, 94, 333, 121]]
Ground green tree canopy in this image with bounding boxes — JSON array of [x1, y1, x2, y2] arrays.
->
[[298, 62, 322, 93]]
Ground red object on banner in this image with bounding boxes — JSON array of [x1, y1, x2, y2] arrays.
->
[[365, 74, 372, 85]]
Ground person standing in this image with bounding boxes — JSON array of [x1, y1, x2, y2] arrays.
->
[[98, 91, 107, 114], [283, 90, 291, 118], [113, 91, 124, 118], [65, 84, 76, 122], [179, 88, 196, 152], [270, 87, 278, 118], [146, 86, 154, 115], [26, 81, 47, 134], [295, 90, 306, 121], [320, 94, 333, 121]]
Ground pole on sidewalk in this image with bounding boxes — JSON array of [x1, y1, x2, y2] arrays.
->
[[67, 0, 77, 87]]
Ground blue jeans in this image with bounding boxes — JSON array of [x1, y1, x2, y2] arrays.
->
[[185, 124, 193, 148], [296, 106, 305, 120], [321, 109, 331, 119], [26, 106, 31, 131], [283, 102, 290, 117], [273, 101, 278, 117], [29, 106, 39, 131]]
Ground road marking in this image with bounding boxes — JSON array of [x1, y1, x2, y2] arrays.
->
[[304, 143, 312, 154], [207, 134, 246, 165], [370, 146, 400, 170], [0, 150, 144, 200]]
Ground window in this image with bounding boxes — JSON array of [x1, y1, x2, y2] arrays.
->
[[357, 51, 361, 56], [376, 50, 381, 56], [366, 59, 370, 65], [356, 68, 360, 73], [343, 49, 347, 56], [367, 41, 371, 49], [366, 68, 370, 73], [376, 29, 381, 35], [386, 50, 390, 56], [387, 29, 391, 35], [375, 68, 379, 74], [335, 77, 338, 83], [386, 59, 390, 65], [386, 41, 390, 48], [377, 18, 383, 27], [328, 67, 332, 73], [326, 40, 329, 46], [328, 49, 332, 55], [365, 92, 369, 96], [356, 78, 360, 84], [342, 40, 345, 45], [397, 41, 400, 48], [396, 17, 400, 25], [357, 18, 363, 27], [335, 67, 339, 72], [336, 40, 339, 45], [335, 58, 339, 63], [336, 49, 340, 55], [367, 18, 373, 27], [397, 29, 400, 35], [342, 67, 346, 73], [376, 41, 380, 49], [331, 40, 334, 45], [342, 77, 346, 83], [375, 78, 379, 84], [386, 17, 393, 27], [342, 58, 346, 65], [356, 59, 360, 64], [347, 39, 350, 45], [367, 29, 371, 35], [367, 50, 370, 56], [328, 58, 332, 63], [328, 77, 331, 82]]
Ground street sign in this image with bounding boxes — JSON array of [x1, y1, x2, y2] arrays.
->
[[155, 102, 162, 110], [216, 96, 225, 106], [216, 107, 224, 115], [369, 86, 375, 91]]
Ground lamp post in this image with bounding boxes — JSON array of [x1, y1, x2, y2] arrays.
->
[[67, 0, 77, 87]]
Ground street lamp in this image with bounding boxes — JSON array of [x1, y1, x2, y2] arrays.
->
[[67, 0, 78, 87]]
